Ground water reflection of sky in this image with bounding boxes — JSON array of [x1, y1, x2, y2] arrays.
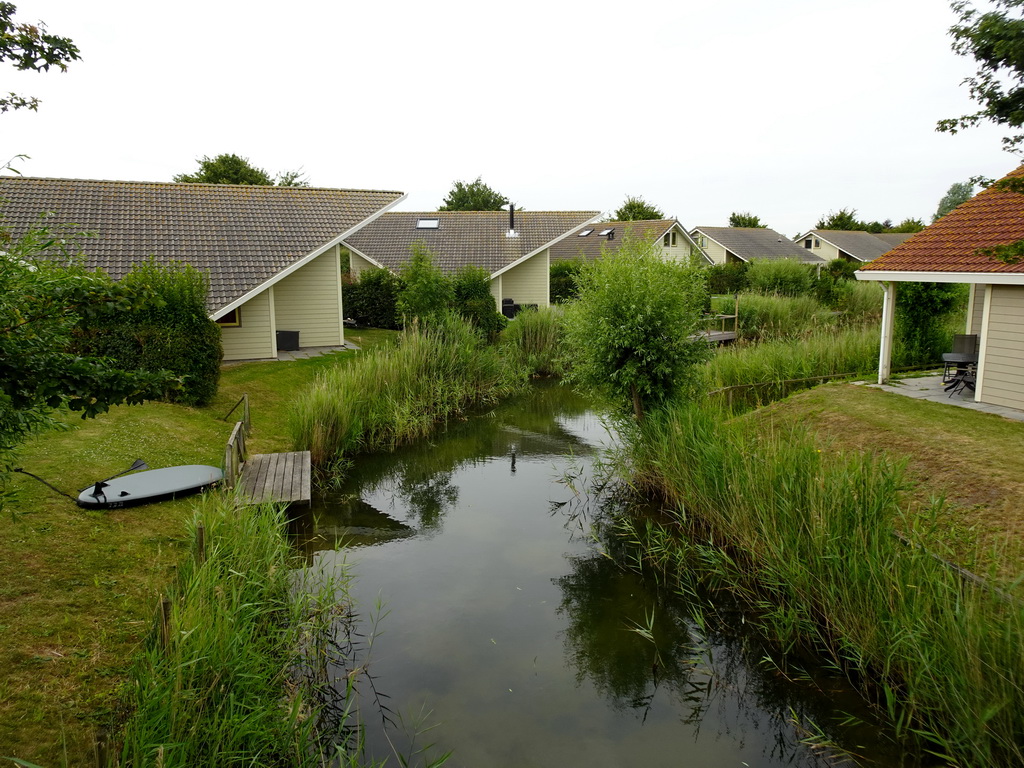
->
[[297, 382, 908, 768]]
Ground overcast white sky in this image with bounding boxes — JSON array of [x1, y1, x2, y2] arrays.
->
[[2, 0, 1015, 237]]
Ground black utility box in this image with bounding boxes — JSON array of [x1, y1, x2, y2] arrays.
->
[[276, 330, 300, 351]]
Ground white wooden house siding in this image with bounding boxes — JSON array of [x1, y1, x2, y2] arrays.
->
[[699, 237, 729, 265], [498, 249, 550, 308], [967, 283, 986, 334], [977, 284, 1024, 410], [274, 246, 345, 348], [221, 289, 275, 361], [348, 251, 377, 278]]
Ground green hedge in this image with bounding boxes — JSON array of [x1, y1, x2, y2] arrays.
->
[[73, 261, 222, 406]]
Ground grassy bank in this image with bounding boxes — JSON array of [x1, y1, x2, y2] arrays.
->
[[621, 389, 1024, 765], [117, 495, 349, 766], [291, 318, 526, 465], [1, 333, 396, 766]]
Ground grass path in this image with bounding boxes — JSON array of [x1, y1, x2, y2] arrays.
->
[[1, 331, 395, 766]]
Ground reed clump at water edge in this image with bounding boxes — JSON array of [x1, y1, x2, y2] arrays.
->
[[290, 315, 527, 466], [115, 493, 364, 767], [619, 399, 1024, 766]]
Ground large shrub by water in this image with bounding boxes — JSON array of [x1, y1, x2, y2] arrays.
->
[[73, 260, 221, 406]]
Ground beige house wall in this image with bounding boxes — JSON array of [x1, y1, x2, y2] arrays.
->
[[977, 284, 1024, 410], [695, 235, 729, 265], [801, 237, 840, 261], [967, 283, 986, 334], [348, 251, 377, 278], [659, 226, 694, 263], [497, 250, 550, 308], [221, 289, 275, 361], [274, 247, 344, 348]]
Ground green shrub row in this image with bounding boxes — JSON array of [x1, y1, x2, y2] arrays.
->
[[72, 260, 222, 406]]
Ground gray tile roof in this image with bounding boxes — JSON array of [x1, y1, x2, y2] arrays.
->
[[0, 177, 404, 312], [343, 210, 601, 275], [549, 219, 679, 261], [805, 230, 913, 262], [693, 227, 826, 264]]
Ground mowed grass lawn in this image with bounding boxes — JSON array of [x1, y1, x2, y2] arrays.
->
[[756, 382, 1024, 584], [0, 330, 395, 767]]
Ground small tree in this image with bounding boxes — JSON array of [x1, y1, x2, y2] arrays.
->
[[561, 234, 710, 420], [438, 177, 511, 211], [815, 208, 863, 230], [728, 212, 766, 228], [344, 268, 403, 329], [933, 181, 974, 222], [550, 259, 586, 304], [612, 195, 664, 221], [397, 241, 453, 324], [450, 265, 506, 338]]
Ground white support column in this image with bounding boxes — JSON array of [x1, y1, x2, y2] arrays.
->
[[878, 281, 896, 384]]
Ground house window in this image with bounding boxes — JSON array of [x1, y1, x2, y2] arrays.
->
[[814, 238, 821, 248], [416, 218, 439, 229], [804, 239, 812, 249], [599, 229, 613, 236], [662, 232, 677, 247], [578, 229, 593, 237], [216, 307, 241, 327]]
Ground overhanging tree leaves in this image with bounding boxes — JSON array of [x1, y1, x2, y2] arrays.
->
[[612, 195, 664, 221], [0, 2, 80, 114], [438, 177, 511, 211], [561, 233, 710, 421], [938, 0, 1024, 151], [933, 181, 975, 221]]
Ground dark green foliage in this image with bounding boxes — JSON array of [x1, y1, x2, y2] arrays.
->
[[745, 259, 813, 296], [706, 261, 749, 294], [934, 181, 975, 222], [814, 259, 858, 307], [550, 259, 586, 303], [74, 260, 221, 406], [344, 268, 403, 329], [816, 208, 863, 230], [451, 265, 506, 338], [728, 212, 766, 228], [1, 226, 178, 470], [398, 241, 454, 324], [173, 153, 308, 186], [613, 195, 664, 221], [939, 0, 1024, 151], [438, 176, 512, 211], [895, 281, 969, 363], [0, 2, 80, 113]]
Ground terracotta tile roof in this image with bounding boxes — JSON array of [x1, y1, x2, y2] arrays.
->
[[860, 164, 1024, 274], [693, 226, 826, 263], [343, 210, 601, 275], [549, 219, 679, 261], [0, 177, 404, 312], [800, 230, 911, 262]]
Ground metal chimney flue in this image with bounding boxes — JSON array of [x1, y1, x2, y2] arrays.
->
[[506, 203, 518, 238]]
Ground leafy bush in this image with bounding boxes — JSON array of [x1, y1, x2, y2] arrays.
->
[[451, 265, 507, 339], [705, 261, 749, 294], [74, 260, 221, 406], [745, 259, 813, 296], [398, 241, 453, 324], [895, 282, 969, 364], [550, 259, 586, 304], [344, 268, 403, 329]]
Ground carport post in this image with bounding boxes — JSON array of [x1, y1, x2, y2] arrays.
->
[[878, 281, 896, 383]]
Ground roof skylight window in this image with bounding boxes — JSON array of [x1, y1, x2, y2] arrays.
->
[[599, 228, 613, 236], [578, 229, 593, 237], [417, 218, 440, 229]]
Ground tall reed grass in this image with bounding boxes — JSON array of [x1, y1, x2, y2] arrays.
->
[[499, 306, 564, 376], [623, 401, 1024, 766], [704, 325, 882, 408], [735, 293, 835, 341], [117, 494, 358, 766], [291, 315, 526, 465]]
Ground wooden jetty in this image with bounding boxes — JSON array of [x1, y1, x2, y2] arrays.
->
[[222, 395, 311, 506]]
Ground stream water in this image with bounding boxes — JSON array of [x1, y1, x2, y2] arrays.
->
[[293, 381, 914, 767]]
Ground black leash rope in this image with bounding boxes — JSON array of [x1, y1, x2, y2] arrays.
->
[[12, 467, 78, 502]]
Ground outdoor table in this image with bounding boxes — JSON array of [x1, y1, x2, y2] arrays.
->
[[942, 352, 978, 394]]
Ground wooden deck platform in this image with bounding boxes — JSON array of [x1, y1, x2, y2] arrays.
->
[[239, 451, 311, 505]]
